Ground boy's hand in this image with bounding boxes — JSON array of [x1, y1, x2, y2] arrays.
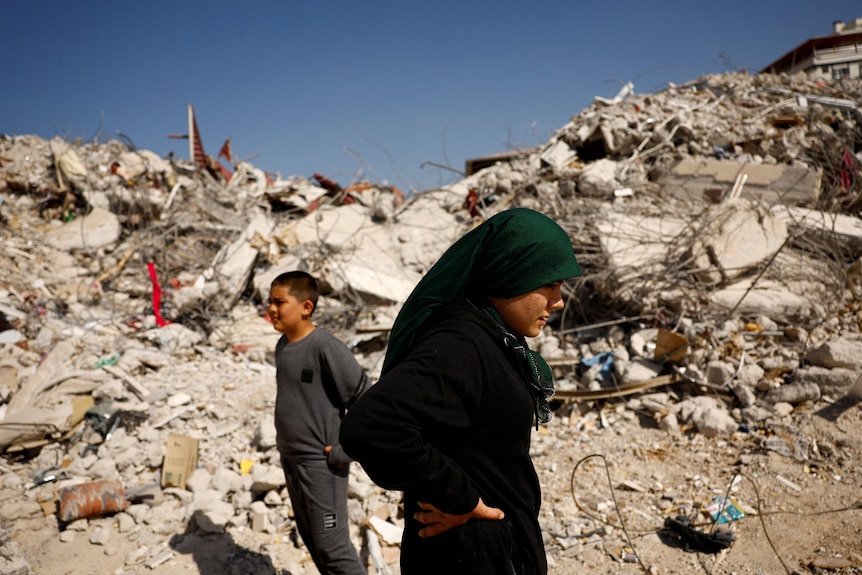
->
[[414, 498, 504, 537], [324, 445, 345, 468]]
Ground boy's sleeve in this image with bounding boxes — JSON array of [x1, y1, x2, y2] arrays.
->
[[320, 338, 369, 409], [320, 337, 369, 467]]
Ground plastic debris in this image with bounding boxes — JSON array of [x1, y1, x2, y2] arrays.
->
[[705, 496, 745, 524]]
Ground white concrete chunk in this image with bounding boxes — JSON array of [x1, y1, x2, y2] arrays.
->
[[44, 207, 121, 250]]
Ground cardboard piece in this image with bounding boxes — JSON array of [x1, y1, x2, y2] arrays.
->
[[71, 396, 95, 426], [161, 434, 199, 490], [654, 329, 689, 363]]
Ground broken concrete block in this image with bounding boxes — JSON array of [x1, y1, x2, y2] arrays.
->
[[709, 278, 812, 318], [773, 205, 862, 254], [659, 159, 821, 205], [689, 199, 788, 284], [540, 139, 578, 172], [676, 396, 738, 438], [737, 363, 765, 388], [255, 417, 277, 450], [250, 501, 270, 533], [6, 340, 76, 413], [804, 338, 862, 369], [88, 522, 113, 546], [186, 468, 212, 493], [574, 120, 630, 159], [226, 161, 268, 199], [578, 158, 620, 198], [138, 327, 197, 359], [118, 347, 172, 372], [789, 365, 857, 394], [733, 384, 757, 408], [764, 383, 820, 404], [211, 468, 242, 494], [207, 219, 268, 312], [50, 137, 87, 191], [393, 199, 464, 274], [291, 203, 426, 304], [619, 358, 663, 385], [250, 464, 286, 497], [0, 497, 42, 521], [191, 491, 234, 533], [207, 305, 280, 355], [327, 252, 420, 305], [368, 515, 403, 546], [44, 207, 121, 251], [596, 211, 688, 285], [706, 360, 735, 386], [294, 203, 371, 247]]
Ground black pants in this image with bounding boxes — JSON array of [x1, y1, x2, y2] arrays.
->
[[281, 456, 366, 575]]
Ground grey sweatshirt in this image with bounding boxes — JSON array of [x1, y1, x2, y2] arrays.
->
[[274, 327, 368, 466]]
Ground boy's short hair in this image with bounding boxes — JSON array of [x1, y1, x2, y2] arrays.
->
[[271, 271, 319, 315]]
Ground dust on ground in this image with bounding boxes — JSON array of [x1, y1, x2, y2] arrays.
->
[[7, 367, 861, 575]]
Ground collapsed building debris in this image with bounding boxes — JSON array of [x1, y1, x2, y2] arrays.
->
[[1, 70, 861, 573]]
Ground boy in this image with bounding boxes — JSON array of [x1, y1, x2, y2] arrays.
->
[[268, 271, 368, 575]]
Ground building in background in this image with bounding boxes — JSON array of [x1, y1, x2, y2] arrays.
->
[[761, 17, 862, 79]]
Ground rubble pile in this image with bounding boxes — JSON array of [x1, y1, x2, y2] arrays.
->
[[1, 70, 861, 574]]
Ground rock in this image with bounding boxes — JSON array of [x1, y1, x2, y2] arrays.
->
[[732, 384, 757, 408], [88, 522, 113, 545], [0, 499, 42, 522], [676, 396, 738, 438], [191, 491, 234, 533], [706, 361, 735, 386], [804, 338, 862, 369], [765, 383, 821, 405], [737, 363, 765, 387]]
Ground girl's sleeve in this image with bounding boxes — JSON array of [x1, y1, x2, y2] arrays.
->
[[339, 328, 484, 515]]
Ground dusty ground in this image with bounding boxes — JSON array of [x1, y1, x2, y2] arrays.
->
[[537, 394, 862, 575], [5, 378, 861, 575]]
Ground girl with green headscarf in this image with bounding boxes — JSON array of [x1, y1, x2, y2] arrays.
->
[[341, 208, 582, 575]]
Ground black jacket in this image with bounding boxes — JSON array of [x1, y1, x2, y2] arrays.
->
[[340, 303, 546, 575]]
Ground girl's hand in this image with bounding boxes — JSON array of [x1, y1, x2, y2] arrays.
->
[[414, 498, 504, 537]]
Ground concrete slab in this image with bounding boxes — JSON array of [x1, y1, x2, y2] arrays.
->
[[659, 159, 821, 206], [773, 205, 862, 252], [596, 211, 689, 282], [690, 199, 788, 283], [709, 278, 813, 317]]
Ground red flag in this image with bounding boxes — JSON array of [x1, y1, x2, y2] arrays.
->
[[146, 261, 169, 327], [218, 137, 233, 163]]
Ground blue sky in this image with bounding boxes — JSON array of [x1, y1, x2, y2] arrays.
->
[[2, 2, 859, 193]]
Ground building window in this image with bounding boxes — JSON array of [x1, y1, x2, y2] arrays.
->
[[822, 65, 830, 73], [833, 67, 850, 79]]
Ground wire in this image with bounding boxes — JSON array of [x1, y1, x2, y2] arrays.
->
[[569, 453, 651, 573], [720, 472, 793, 575], [569, 455, 862, 575]]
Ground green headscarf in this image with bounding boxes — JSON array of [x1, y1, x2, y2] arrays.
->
[[382, 208, 582, 421]]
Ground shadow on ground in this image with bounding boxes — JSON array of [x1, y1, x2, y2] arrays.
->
[[814, 394, 861, 422], [170, 531, 293, 575]]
